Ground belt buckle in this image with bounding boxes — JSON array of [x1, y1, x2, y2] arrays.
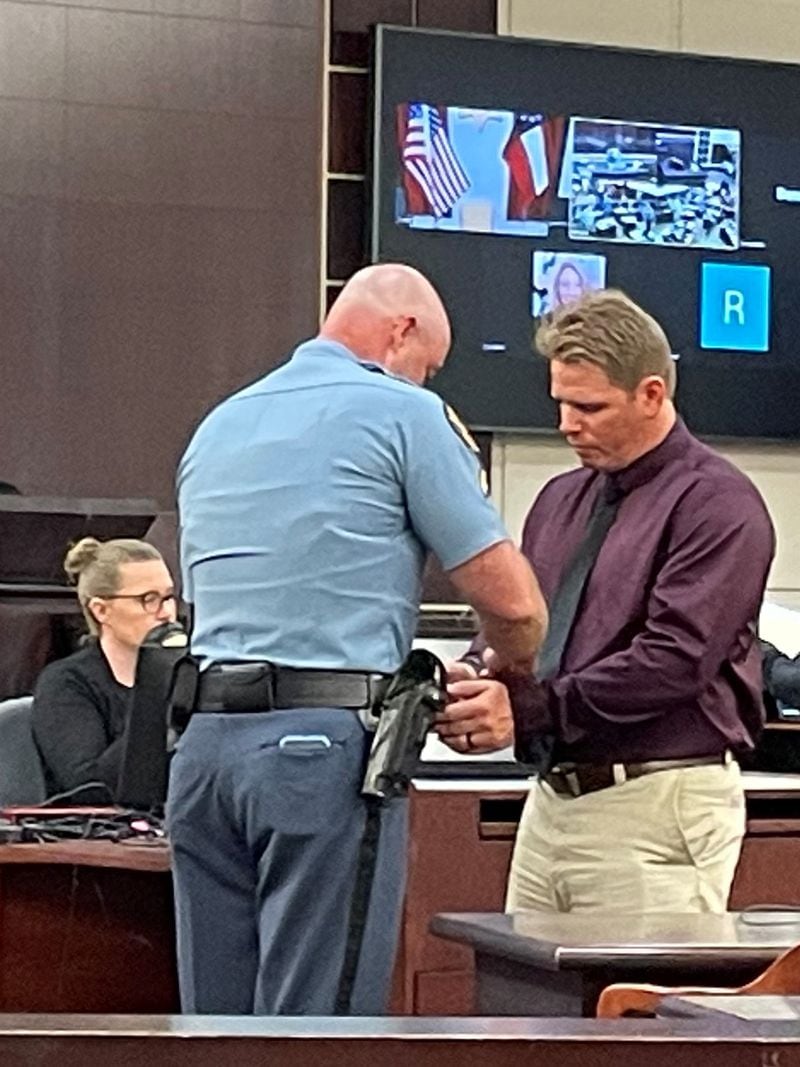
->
[[565, 770, 582, 797], [549, 765, 582, 798]]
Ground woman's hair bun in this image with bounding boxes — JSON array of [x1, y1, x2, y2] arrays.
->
[[63, 536, 102, 584]]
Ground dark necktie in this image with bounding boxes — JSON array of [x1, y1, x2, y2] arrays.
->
[[537, 478, 624, 681]]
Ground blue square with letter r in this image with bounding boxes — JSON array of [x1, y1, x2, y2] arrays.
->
[[699, 262, 771, 352]]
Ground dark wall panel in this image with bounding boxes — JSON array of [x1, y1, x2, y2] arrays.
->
[[0, 0, 324, 504], [326, 0, 496, 285], [416, 0, 496, 32]]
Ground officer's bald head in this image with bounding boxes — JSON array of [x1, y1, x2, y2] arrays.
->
[[320, 263, 451, 385]]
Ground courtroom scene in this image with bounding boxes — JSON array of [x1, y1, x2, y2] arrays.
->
[[2, 0, 800, 1063]]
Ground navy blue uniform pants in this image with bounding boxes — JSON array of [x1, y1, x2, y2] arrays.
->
[[165, 707, 408, 1014]]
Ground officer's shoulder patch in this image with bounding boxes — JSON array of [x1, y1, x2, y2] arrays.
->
[[444, 404, 489, 496], [444, 403, 479, 453]]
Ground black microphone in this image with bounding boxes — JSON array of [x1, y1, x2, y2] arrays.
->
[[140, 620, 189, 651], [116, 621, 190, 810]]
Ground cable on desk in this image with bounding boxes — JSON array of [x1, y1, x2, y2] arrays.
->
[[0, 810, 165, 844], [40, 780, 114, 806]]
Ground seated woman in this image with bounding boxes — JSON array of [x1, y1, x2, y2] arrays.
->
[[33, 537, 177, 803]]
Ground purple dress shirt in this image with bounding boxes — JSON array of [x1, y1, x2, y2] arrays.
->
[[508, 419, 775, 764]]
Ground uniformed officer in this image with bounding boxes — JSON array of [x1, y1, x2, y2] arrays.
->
[[168, 263, 547, 1015]]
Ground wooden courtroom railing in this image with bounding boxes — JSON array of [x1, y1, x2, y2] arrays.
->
[[0, 1014, 794, 1067]]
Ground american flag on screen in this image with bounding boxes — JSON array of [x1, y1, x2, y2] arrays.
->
[[400, 103, 470, 217]]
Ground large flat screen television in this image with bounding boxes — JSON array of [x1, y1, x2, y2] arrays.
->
[[370, 26, 800, 439]]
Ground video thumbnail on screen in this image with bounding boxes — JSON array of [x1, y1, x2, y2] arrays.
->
[[395, 102, 565, 236], [566, 118, 741, 250], [532, 251, 608, 318]]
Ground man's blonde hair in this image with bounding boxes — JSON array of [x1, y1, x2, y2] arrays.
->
[[535, 289, 676, 398]]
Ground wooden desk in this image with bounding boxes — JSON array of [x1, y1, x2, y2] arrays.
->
[[429, 911, 800, 1017], [4, 773, 800, 1018], [0, 839, 178, 1013], [396, 774, 800, 1014]]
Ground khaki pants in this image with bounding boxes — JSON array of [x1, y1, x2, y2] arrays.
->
[[506, 762, 745, 914]]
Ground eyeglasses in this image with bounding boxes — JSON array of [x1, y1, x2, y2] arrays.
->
[[104, 591, 177, 614]]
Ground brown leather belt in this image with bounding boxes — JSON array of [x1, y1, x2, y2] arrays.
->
[[194, 663, 391, 713], [542, 752, 733, 798]]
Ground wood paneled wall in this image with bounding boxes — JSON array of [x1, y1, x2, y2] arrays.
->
[[0, 0, 323, 505], [0, 0, 496, 507]]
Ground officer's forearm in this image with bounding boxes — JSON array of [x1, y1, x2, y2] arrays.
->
[[448, 541, 547, 673]]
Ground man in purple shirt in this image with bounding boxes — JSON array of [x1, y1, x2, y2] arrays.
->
[[437, 289, 775, 913]]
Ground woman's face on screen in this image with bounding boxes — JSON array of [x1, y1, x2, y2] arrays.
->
[[554, 264, 585, 306]]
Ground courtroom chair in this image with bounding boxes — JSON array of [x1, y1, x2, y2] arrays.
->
[[596, 941, 800, 1017], [0, 697, 47, 805]]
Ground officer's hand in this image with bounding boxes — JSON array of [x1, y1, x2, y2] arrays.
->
[[481, 647, 500, 675], [435, 678, 513, 753], [482, 646, 535, 677], [445, 658, 479, 683]]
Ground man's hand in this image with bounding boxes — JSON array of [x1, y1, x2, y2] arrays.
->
[[435, 678, 514, 754]]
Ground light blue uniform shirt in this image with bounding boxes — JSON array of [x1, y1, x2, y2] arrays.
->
[[177, 339, 508, 673]]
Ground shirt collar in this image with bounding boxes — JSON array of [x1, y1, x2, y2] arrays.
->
[[608, 418, 691, 498], [293, 337, 387, 376]]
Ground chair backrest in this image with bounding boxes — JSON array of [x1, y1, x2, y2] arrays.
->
[[0, 696, 47, 806], [742, 941, 800, 994], [596, 941, 800, 1018]]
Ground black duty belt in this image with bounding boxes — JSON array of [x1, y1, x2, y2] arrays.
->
[[194, 663, 391, 713], [542, 751, 734, 798]]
